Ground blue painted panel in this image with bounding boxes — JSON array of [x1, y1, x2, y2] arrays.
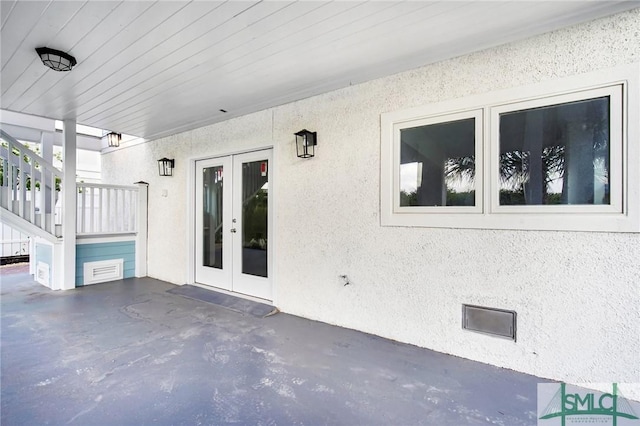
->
[[75, 244, 135, 257], [76, 241, 135, 286], [35, 243, 52, 267]]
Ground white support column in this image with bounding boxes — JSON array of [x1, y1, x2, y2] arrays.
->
[[61, 119, 77, 290], [29, 237, 36, 276], [52, 240, 64, 290], [40, 131, 54, 164], [40, 132, 54, 216], [134, 181, 148, 277]]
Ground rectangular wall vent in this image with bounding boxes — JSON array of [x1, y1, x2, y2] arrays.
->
[[83, 259, 123, 285], [462, 304, 516, 341], [36, 262, 50, 287]]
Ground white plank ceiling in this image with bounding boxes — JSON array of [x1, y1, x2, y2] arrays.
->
[[1, 1, 638, 142]]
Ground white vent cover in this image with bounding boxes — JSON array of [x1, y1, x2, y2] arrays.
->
[[36, 262, 50, 287], [83, 259, 124, 285]]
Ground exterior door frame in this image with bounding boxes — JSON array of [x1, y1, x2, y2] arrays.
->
[[186, 146, 276, 304], [194, 156, 233, 291], [230, 149, 273, 300]]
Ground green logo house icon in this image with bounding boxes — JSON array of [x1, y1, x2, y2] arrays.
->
[[539, 383, 639, 426]]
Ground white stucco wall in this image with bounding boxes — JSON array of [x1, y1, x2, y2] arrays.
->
[[102, 10, 640, 399]]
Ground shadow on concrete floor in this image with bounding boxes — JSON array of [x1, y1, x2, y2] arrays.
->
[[1, 269, 546, 425]]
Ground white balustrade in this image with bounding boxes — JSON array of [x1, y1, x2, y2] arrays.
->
[[2, 130, 142, 239], [0, 129, 62, 237], [76, 183, 139, 235]]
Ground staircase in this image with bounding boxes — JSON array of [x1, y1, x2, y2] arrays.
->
[[1, 125, 147, 291], [0, 129, 63, 242]]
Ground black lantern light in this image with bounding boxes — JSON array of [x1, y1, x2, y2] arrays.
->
[[158, 158, 175, 176], [35, 47, 77, 72], [295, 129, 317, 159], [104, 132, 121, 148]]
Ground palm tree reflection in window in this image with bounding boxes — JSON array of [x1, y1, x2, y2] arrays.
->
[[399, 96, 610, 207], [498, 96, 609, 205], [400, 117, 476, 207]]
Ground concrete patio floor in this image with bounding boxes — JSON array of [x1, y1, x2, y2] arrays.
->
[[1, 265, 545, 425]]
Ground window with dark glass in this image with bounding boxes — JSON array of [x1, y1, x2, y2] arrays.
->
[[203, 166, 224, 269], [383, 74, 632, 232], [399, 118, 476, 207], [498, 96, 610, 206]]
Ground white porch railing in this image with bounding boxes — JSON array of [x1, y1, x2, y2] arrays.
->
[[0, 239, 29, 257], [0, 129, 63, 237], [1, 222, 31, 257], [76, 183, 139, 235], [1, 126, 149, 289], [75, 180, 148, 279]]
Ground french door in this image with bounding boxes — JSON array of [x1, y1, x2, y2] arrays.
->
[[195, 150, 272, 301]]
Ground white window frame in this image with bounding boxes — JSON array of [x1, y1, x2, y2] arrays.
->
[[490, 86, 623, 215], [380, 63, 639, 232]]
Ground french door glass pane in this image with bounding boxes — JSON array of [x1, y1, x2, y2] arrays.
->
[[203, 166, 223, 269], [241, 160, 268, 277]]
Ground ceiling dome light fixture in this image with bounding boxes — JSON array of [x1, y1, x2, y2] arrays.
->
[[35, 47, 77, 72]]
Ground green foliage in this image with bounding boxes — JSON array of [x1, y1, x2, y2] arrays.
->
[[400, 190, 475, 207], [400, 190, 417, 206], [446, 191, 474, 206], [499, 190, 526, 205], [499, 189, 563, 205], [401, 189, 564, 206], [546, 193, 562, 204]]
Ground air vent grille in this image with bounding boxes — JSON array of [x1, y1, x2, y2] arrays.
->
[[462, 304, 516, 341], [36, 262, 50, 287], [83, 259, 123, 285]]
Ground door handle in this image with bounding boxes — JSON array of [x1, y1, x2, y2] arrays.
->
[[230, 228, 237, 233]]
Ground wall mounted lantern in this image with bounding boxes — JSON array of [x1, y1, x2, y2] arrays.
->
[[35, 47, 77, 72], [295, 129, 317, 158], [158, 158, 175, 176], [104, 132, 121, 148]]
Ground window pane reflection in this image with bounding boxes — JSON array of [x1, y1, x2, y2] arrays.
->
[[400, 118, 476, 207], [499, 96, 610, 205], [242, 160, 268, 278], [203, 166, 223, 269]]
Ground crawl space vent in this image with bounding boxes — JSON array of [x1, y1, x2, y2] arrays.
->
[[83, 259, 123, 285], [462, 304, 516, 341], [36, 262, 50, 287]]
